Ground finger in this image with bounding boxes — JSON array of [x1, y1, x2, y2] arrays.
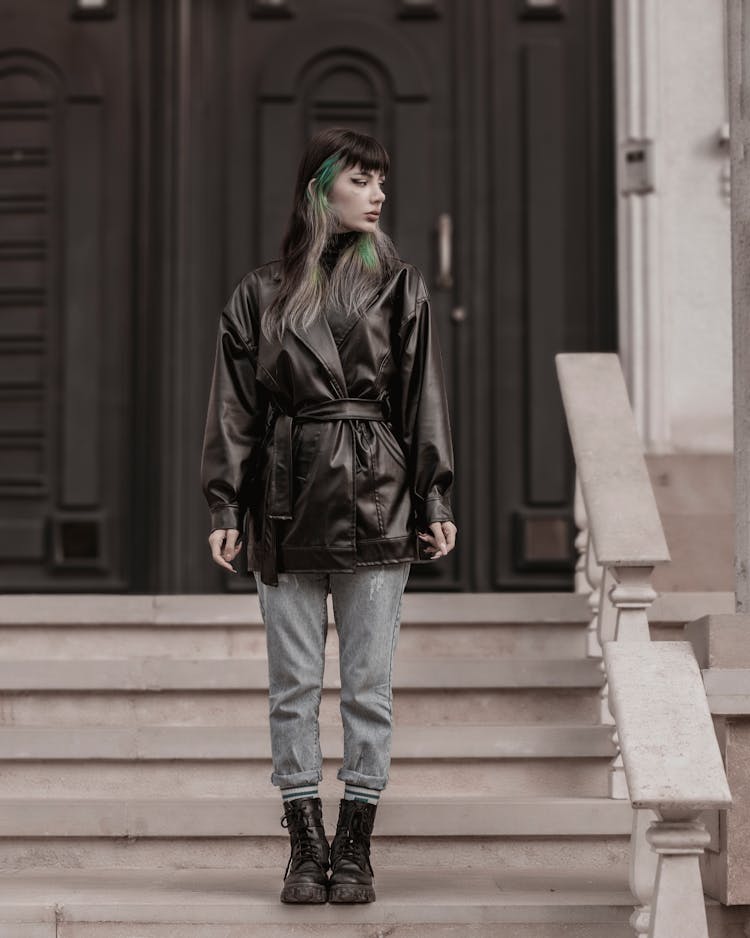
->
[[209, 531, 238, 572], [210, 545, 236, 572], [430, 523, 448, 555], [417, 532, 439, 558], [223, 530, 238, 557], [417, 531, 438, 553], [223, 529, 244, 561]]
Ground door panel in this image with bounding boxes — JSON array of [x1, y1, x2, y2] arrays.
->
[[222, 0, 460, 590], [486, 0, 617, 589], [0, 3, 133, 590]]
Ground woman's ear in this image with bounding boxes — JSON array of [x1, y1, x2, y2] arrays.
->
[[307, 177, 317, 199]]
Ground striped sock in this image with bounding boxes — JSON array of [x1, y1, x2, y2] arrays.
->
[[343, 783, 381, 805], [280, 783, 319, 803]]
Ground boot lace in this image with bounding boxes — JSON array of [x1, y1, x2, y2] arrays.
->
[[332, 813, 374, 877], [280, 806, 325, 880]]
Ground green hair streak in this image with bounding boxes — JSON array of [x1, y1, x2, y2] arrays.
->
[[309, 149, 345, 201], [357, 234, 378, 269]]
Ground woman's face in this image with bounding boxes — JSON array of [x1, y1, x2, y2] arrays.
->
[[312, 162, 386, 234]]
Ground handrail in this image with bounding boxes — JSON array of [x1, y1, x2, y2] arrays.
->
[[556, 353, 670, 566], [555, 352, 732, 938]]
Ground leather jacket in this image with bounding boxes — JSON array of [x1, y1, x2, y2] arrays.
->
[[200, 259, 455, 586]]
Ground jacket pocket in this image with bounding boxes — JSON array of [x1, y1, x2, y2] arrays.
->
[[358, 422, 412, 540], [377, 422, 408, 472]]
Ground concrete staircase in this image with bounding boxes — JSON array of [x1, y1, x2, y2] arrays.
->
[[0, 591, 742, 937]]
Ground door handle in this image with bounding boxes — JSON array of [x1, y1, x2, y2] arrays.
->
[[436, 212, 453, 289]]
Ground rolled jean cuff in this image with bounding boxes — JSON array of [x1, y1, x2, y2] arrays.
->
[[336, 767, 388, 790], [271, 767, 323, 788]]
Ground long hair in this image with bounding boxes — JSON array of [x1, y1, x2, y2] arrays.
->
[[261, 127, 403, 343]]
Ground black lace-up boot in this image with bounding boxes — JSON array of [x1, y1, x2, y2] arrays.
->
[[279, 796, 330, 903], [327, 797, 378, 903]]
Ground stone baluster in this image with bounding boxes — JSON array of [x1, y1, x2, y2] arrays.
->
[[597, 564, 618, 727], [628, 806, 660, 937], [585, 531, 603, 659], [574, 475, 605, 661], [606, 564, 656, 802], [609, 564, 655, 643], [573, 473, 589, 594], [597, 563, 619, 647], [646, 813, 714, 938]]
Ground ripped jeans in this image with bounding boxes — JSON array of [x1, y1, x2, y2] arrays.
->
[[254, 562, 411, 791]]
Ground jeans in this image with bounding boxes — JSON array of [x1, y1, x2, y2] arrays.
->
[[254, 562, 411, 791]]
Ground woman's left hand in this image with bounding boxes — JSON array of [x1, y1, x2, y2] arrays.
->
[[417, 521, 457, 559]]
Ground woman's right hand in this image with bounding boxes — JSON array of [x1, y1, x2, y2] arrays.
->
[[208, 528, 242, 573]]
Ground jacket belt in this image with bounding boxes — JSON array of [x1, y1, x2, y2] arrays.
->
[[266, 397, 391, 522]]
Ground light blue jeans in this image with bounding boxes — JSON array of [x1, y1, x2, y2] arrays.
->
[[254, 562, 411, 791]]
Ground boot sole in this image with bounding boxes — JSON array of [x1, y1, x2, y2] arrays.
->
[[280, 883, 328, 903], [328, 883, 376, 903]]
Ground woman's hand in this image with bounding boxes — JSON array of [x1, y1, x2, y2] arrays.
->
[[208, 528, 243, 573], [417, 521, 457, 559]]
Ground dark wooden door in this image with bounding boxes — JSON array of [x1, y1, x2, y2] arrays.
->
[[0, 0, 134, 590], [220, 0, 463, 593], [0, 0, 615, 593]]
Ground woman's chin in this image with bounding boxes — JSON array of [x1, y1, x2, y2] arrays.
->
[[351, 221, 377, 233]]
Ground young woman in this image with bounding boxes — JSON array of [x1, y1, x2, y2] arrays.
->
[[201, 127, 457, 905]]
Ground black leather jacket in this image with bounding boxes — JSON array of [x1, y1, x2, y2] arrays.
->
[[200, 259, 455, 586]]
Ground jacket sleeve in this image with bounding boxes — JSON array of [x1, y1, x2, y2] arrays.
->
[[395, 269, 455, 530], [200, 275, 270, 534]]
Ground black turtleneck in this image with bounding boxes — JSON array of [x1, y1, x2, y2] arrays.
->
[[321, 229, 359, 275], [321, 230, 360, 346]]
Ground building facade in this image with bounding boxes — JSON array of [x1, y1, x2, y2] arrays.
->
[[1, 0, 731, 594]]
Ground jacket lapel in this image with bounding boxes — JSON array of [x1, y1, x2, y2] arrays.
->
[[290, 312, 348, 399]]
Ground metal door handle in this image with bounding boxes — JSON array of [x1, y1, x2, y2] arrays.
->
[[436, 213, 453, 289]]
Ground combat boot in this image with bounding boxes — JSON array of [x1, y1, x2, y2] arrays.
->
[[279, 796, 330, 903], [327, 797, 377, 903]]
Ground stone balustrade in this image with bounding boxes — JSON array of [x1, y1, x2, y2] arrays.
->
[[556, 351, 732, 938]]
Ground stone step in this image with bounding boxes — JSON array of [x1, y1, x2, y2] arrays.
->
[[0, 868, 742, 938], [0, 759, 610, 799], [0, 723, 615, 759], [0, 833, 632, 875], [0, 796, 633, 837], [0, 687, 602, 725], [0, 621, 589, 660], [0, 592, 594, 627], [0, 657, 604, 690], [0, 593, 594, 666], [0, 867, 636, 936], [0, 725, 615, 799]]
